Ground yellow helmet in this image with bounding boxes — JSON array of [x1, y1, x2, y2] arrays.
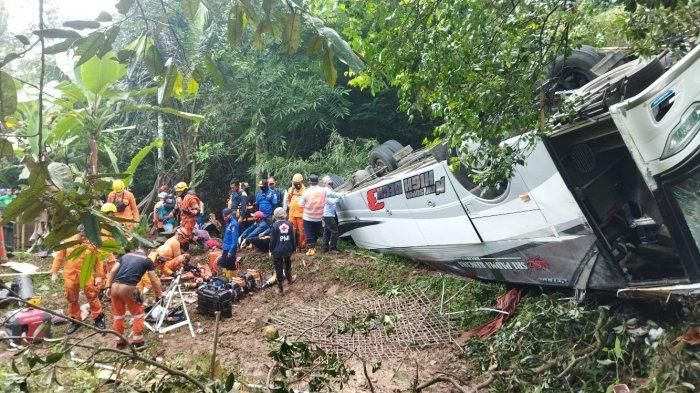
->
[[174, 181, 188, 192], [112, 179, 125, 192], [292, 173, 303, 182], [101, 202, 117, 213]]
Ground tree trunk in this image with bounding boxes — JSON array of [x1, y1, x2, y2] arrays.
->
[[255, 137, 263, 184]]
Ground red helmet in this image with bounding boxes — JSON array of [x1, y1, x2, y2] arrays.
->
[[253, 211, 265, 220]]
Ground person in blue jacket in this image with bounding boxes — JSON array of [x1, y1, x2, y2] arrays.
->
[[239, 211, 271, 251], [219, 208, 239, 271], [254, 179, 278, 222]]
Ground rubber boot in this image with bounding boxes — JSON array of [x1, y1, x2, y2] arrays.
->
[[66, 321, 81, 335], [94, 313, 106, 329]]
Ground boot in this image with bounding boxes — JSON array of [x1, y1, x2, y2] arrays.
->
[[116, 340, 127, 349], [94, 313, 106, 329], [276, 284, 284, 295], [66, 321, 81, 335]]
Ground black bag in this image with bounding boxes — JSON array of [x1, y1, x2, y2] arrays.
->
[[196, 284, 233, 318], [112, 193, 127, 212]]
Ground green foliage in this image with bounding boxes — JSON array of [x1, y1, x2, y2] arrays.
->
[[267, 336, 355, 392], [623, 1, 700, 58], [333, 0, 699, 187], [0, 70, 17, 116], [337, 0, 585, 186], [463, 294, 699, 392], [255, 131, 377, 185]]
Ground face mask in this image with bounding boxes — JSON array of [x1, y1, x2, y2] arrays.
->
[[294, 183, 301, 190]]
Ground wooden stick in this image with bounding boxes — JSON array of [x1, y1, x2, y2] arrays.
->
[[210, 310, 221, 378], [0, 270, 53, 278]]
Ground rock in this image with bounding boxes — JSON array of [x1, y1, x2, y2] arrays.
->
[[326, 284, 340, 296], [262, 325, 279, 339], [649, 327, 664, 341]]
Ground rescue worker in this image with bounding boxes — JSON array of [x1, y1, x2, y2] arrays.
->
[[268, 177, 283, 209], [285, 173, 306, 251], [227, 180, 248, 223], [254, 179, 278, 223], [239, 211, 271, 250], [51, 225, 106, 333], [137, 229, 191, 289], [105, 247, 163, 348], [269, 207, 295, 294], [299, 174, 327, 256], [219, 208, 239, 272], [174, 182, 200, 236], [154, 229, 191, 276], [107, 179, 139, 229], [99, 203, 119, 273], [152, 192, 167, 232], [322, 176, 342, 253]]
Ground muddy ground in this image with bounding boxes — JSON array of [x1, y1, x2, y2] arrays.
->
[[1, 247, 470, 392]]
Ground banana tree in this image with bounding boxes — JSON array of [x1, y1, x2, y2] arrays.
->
[[49, 53, 200, 174]]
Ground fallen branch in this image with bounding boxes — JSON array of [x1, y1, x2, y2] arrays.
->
[[362, 361, 376, 393], [415, 375, 475, 393], [554, 309, 606, 378], [1, 297, 206, 391], [71, 343, 206, 391]]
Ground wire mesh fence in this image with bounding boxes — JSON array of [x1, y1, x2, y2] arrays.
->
[[271, 286, 455, 361]]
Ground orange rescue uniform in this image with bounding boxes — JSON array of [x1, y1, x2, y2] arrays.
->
[[101, 229, 118, 273], [51, 237, 105, 320], [137, 235, 188, 289], [178, 193, 200, 235], [107, 190, 140, 228], [108, 251, 163, 346], [286, 185, 306, 248]]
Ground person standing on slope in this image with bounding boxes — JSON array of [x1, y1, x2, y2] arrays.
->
[[285, 173, 306, 251], [174, 182, 200, 236], [269, 207, 295, 294], [107, 179, 139, 229], [299, 174, 326, 256]]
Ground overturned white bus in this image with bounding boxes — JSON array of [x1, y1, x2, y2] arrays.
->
[[335, 45, 700, 297]]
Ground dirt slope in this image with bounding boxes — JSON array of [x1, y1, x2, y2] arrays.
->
[[2, 248, 468, 392]]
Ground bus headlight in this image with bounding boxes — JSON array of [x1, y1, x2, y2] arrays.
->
[[661, 103, 700, 160]]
